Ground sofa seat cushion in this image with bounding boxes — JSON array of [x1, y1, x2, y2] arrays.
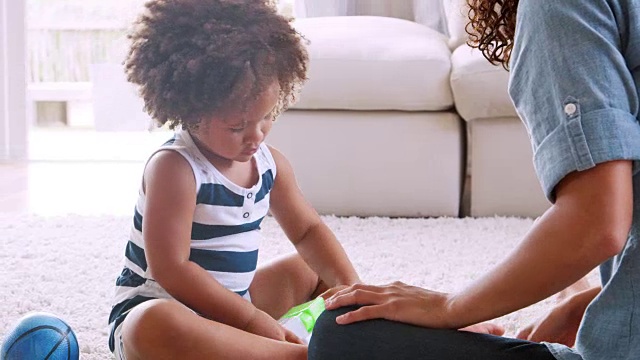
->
[[291, 16, 453, 111], [450, 46, 517, 121]]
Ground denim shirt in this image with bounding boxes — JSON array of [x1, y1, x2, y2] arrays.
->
[[509, 1, 640, 359]]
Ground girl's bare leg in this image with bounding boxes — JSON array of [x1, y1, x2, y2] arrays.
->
[[120, 299, 307, 360], [555, 275, 594, 302], [250, 253, 327, 319]]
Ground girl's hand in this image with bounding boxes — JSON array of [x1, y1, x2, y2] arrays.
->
[[325, 281, 454, 328], [283, 327, 305, 345], [244, 309, 304, 344]]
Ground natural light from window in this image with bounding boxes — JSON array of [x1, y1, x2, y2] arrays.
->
[[26, 0, 295, 161]]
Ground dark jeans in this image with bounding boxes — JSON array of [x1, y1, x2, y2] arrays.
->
[[309, 307, 557, 360]]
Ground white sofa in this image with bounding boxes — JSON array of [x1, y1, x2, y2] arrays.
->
[[268, 16, 463, 218], [450, 47, 550, 218], [89, 1, 551, 218], [265, 1, 551, 218]]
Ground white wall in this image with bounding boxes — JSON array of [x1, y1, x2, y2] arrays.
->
[[1, 0, 27, 161]]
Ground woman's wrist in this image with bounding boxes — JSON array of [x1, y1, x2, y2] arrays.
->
[[443, 292, 470, 329]]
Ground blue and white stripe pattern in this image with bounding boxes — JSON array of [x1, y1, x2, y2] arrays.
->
[[108, 129, 276, 352]]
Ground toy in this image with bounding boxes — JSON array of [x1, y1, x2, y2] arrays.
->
[[1, 312, 79, 360], [278, 297, 326, 344]]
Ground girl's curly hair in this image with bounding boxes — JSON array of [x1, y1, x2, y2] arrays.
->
[[465, 0, 519, 69], [125, 0, 308, 129]]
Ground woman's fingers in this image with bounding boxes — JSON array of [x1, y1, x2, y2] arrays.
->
[[335, 304, 388, 324], [328, 283, 384, 299], [325, 287, 389, 310], [317, 285, 349, 300], [460, 322, 505, 336], [326, 282, 409, 309]]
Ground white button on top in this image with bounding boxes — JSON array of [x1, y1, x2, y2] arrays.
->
[[564, 103, 577, 115], [247, 192, 253, 199]]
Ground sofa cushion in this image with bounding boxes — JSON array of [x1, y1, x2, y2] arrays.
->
[[291, 16, 453, 111], [450, 45, 517, 121]]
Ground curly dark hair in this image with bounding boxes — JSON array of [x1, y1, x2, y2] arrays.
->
[[125, 0, 308, 129], [465, 0, 518, 69]]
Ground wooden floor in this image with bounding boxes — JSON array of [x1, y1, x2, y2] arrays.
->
[[0, 161, 146, 215], [0, 127, 173, 215]]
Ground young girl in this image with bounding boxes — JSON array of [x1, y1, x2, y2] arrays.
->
[[107, 1, 360, 359], [310, 1, 640, 360]]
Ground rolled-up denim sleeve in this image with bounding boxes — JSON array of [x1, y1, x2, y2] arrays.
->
[[508, 0, 640, 202]]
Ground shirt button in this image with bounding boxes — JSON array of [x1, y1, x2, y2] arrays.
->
[[243, 212, 250, 218], [247, 192, 253, 199], [564, 103, 577, 116]]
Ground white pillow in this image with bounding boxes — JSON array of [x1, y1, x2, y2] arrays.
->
[[293, 0, 350, 17], [294, 0, 448, 35], [291, 16, 453, 111], [413, 0, 447, 34], [442, 0, 469, 49]]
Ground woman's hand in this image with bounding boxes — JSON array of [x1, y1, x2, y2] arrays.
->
[[243, 308, 304, 344], [460, 322, 505, 336], [317, 285, 351, 300], [325, 281, 455, 328]]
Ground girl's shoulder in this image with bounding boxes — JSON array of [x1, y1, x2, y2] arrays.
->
[[257, 143, 278, 178]]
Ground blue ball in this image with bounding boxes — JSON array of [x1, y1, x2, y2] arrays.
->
[[1, 312, 79, 360]]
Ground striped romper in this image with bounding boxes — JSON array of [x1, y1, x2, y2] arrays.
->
[[108, 129, 276, 356]]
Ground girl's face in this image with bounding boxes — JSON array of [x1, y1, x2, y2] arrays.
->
[[194, 82, 280, 164]]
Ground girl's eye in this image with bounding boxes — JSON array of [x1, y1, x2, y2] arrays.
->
[[230, 128, 244, 133]]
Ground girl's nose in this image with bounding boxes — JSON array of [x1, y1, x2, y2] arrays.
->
[[245, 126, 263, 144]]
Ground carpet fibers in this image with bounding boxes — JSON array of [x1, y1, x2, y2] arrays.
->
[[1, 214, 562, 359]]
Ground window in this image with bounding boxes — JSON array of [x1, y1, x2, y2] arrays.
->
[[26, 0, 295, 161]]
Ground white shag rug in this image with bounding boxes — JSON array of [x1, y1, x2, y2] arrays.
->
[[0, 214, 563, 359]]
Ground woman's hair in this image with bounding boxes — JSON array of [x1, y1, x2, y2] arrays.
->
[[465, 0, 519, 69], [125, 0, 308, 129]]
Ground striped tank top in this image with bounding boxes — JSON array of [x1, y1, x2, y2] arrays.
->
[[108, 129, 276, 351]]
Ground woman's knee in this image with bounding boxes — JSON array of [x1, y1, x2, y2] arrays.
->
[[310, 307, 378, 359], [309, 309, 348, 359]]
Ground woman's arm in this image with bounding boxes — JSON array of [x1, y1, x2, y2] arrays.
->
[[142, 151, 283, 339], [327, 161, 631, 329], [445, 160, 631, 327], [267, 146, 360, 287]]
